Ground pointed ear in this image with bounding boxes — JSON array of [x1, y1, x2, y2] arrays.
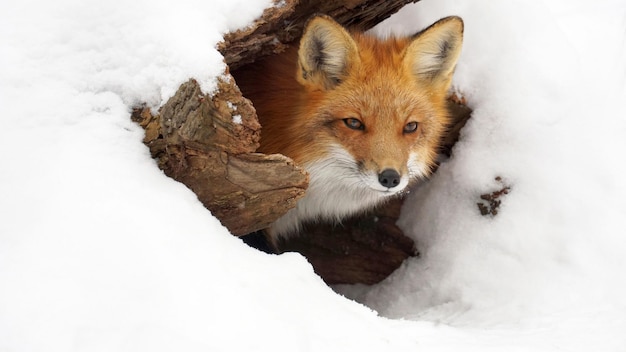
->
[[297, 15, 359, 90], [404, 16, 464, 88]]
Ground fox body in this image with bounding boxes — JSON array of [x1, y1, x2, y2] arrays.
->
[[235, 16, 464, 241]]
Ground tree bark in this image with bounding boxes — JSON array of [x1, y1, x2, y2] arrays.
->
[[277, 197, 417, 285], [133, 78, 308, 236], [219, 0, 419, 71], [134, 0, 472, 284]]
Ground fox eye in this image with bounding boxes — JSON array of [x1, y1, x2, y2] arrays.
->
[[343, 118, 365, 131], [403, 121, 419, 133]]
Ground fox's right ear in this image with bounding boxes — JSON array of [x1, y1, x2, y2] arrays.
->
[[297, 15, 359, 90], [404, 16, 464, 90]]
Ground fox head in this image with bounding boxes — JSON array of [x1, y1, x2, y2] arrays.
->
[[293, 15, 464, 195], [238, 15, 464, 238]]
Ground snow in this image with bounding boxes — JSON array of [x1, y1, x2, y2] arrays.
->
[[1, 0, 626, 351]]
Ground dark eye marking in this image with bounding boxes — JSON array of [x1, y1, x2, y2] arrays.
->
[[343, 118, 365, 131]]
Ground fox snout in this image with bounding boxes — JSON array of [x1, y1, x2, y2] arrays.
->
[[378, 169, 401, 189], [357, 161, 411, 194]]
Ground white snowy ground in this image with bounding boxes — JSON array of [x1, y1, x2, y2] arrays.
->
[[1, 0, 625, 351]]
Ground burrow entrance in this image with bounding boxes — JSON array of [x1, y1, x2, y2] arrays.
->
[[132, 0, 472, 285]]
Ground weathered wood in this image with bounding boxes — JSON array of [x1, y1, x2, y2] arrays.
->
[[277, 197, 417, 285], [219, 0, 419, 70], [134, 78, 308, 236]]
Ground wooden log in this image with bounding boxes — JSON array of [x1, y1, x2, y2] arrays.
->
[[133, 0, 473, 284], [277, 197, 417, 285], [220, 0, 419, 70], [133, 78, 308, 236]]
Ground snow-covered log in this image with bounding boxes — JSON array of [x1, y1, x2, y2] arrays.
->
[[134, 78, 308, 236], [220, 0, 420, 70], [135, 0, 473, 284]]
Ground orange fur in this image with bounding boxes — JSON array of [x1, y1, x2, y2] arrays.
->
[[234, 16, 463, 239]]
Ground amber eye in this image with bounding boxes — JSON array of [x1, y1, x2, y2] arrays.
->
[[343, 118, 365, 131], [403, 121, 419, 133]]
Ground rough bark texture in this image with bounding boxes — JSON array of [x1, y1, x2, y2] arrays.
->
[[134, 0, 473, 285], [133, 78, 308, 236], [219, 0, 419, 71], [277, 197, 417, 285]]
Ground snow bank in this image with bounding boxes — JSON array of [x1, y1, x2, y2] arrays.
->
[[1, 0, 626, 351], [339, 0, 626, 346]]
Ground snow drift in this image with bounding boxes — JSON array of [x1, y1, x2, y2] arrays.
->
[[1, 0, 626, 351]]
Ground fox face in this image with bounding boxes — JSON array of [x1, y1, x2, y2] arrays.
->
[[234, 15, 464, 241]]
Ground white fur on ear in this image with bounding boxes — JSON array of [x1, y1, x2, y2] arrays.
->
[[405, 16, 464, 86], [298, 15, 359, 90]]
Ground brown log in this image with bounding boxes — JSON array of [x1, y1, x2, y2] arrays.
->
[[219, 0, 419, 70], [277, 197, 417, 285], [134, 78, 308, 236], [133, 0, 472, 285]]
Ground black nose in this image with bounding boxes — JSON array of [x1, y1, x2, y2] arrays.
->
[[378, 169, 401, 188]]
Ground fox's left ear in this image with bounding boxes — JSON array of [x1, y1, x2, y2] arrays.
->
[[297, 15, 359, 90], [404, 16, 464, 89]]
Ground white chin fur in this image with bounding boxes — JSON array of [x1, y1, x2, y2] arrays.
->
[[268, 146, 421, 239]]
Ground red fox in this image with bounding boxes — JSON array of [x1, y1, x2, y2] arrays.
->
[[235, 15, 464, 242]]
